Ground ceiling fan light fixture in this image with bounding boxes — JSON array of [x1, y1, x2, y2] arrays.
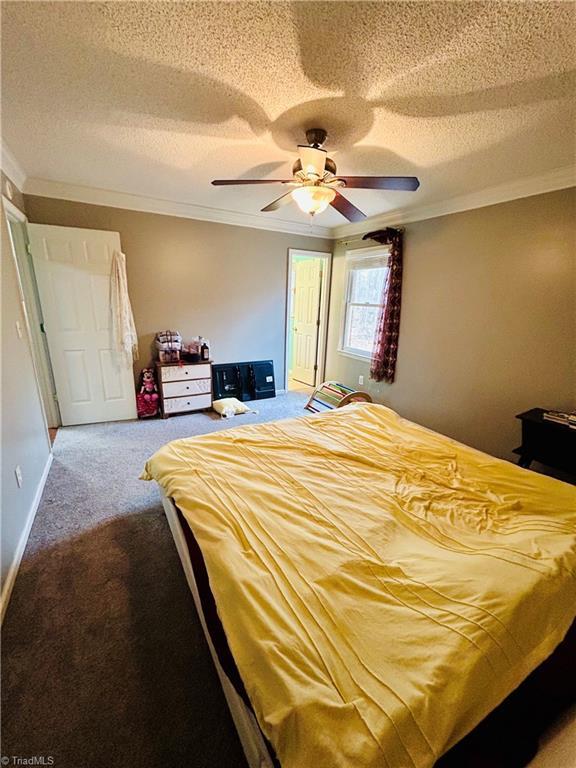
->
[[292, 185, 336, 216], [212, 127, 420, 222], [298, 146, 327, 179]]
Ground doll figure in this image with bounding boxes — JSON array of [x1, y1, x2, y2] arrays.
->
[[137, 368, 159, 417]]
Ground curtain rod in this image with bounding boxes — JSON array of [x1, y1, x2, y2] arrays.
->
[[336, 226, 403, 248], [336, 235, 370, 247]]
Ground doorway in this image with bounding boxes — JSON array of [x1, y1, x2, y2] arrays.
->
[[285, 249, 331, 393], [3, 197, 61, 429]]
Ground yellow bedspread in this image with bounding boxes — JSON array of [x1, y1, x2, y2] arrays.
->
[[142, 403, 576, 768]]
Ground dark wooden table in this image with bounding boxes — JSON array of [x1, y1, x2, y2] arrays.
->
[[514, 408, 576, 474]]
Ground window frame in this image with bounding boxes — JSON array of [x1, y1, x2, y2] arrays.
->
[[338, 245, 391, 360]]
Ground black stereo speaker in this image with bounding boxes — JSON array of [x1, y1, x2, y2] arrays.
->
[[212, 360, 276, 402]]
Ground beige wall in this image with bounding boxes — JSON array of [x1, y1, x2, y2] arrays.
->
[[24, 196, 331, 385], [19, 187, 576, 464], [1, 174, 51, 601], [326, 188, 576, 459]]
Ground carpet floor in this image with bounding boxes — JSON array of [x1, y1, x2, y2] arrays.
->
[[2, 392, 309, 768], [2, 391, 574, 768]]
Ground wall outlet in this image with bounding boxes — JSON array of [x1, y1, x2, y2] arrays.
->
[[15, 465, 23, 488], [358, 375, 364, 386]]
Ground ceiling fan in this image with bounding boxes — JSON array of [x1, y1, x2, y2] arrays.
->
[[212, 128, 420, 222]]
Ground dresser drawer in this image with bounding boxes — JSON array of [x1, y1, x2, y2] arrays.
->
[[160, 364, 211, 382], [163, 378, 211, 398], [163, 393, 212, 414]]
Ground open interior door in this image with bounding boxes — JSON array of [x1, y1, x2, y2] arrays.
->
[[28, 224, 137, 426]]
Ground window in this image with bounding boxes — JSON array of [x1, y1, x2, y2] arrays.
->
[[340, 248, 390, 358]]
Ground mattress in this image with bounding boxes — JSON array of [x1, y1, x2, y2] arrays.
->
[[142, 403, 576, 768]]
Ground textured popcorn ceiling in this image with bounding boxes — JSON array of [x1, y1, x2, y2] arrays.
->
[[2, 1, 575, 227]]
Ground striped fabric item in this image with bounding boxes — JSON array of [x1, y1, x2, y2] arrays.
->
[[305, 381, 355, 413]]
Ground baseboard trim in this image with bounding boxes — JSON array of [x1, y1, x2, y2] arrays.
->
[[0, 452, 53, 623]]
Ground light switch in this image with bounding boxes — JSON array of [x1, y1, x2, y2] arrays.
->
[[15, 320, 23, 339]]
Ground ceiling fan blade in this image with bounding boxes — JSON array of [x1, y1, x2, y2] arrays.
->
[[297, 146, 326, 178], [337, 176, 420, 191], [261, 191, 294, 212], [330, 191, 366, 222], [211, 179, 293, 185]]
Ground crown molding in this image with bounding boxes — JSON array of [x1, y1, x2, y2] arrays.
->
[[332, 165, 576, 240], [21, 165, 575, 242], [23, 178, 332, 239], [1, 142, 27, 191]]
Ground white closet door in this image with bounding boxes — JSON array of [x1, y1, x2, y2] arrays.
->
[[28, 224, 137, 426]]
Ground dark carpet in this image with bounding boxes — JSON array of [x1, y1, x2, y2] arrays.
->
[[1, 393, 309, 768]]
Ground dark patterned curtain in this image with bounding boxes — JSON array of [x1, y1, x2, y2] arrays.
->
[[363, 227, 404, 383]]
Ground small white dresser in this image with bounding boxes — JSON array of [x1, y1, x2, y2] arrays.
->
[[156, 361, 213, 418]]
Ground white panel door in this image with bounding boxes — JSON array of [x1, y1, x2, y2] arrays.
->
[[28, 224, 137, 426], [292, 258, 322, 386]]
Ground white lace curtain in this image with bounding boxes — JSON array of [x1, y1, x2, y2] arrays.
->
[[110, 250, 139, 362]]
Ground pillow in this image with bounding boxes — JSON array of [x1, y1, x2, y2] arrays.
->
[[212, 397, 255, 418]]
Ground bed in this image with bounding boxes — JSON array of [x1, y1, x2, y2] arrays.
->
[[141, 403, 576, 768]]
